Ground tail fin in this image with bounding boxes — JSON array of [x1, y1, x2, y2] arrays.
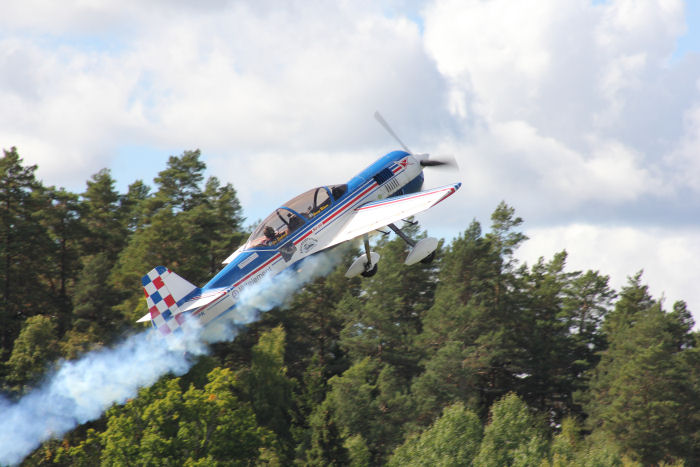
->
[[141, 266, 198, 335]]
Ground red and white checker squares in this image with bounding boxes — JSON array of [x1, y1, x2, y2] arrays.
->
[[143, 268, 186, 335]]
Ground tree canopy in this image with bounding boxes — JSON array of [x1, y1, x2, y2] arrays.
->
[[1, 146, 698, 466]]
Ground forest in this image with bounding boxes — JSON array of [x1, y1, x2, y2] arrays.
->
[[1, 146, 699, 466]]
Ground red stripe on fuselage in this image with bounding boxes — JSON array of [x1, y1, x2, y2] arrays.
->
[[293, 230, 312, 244]]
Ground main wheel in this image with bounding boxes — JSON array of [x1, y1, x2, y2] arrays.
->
[[361, 262, 378, 278], [420, 251, 436, 264]]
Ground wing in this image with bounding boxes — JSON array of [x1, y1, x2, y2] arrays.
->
[[328, 182, 461, 245]]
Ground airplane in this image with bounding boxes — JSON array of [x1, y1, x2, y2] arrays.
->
[[137, 112, 461, 335]]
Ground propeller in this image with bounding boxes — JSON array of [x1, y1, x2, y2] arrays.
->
[[418, 155, 459, 169], [373, 111, 458, 170], [374, 111, 412, 154]]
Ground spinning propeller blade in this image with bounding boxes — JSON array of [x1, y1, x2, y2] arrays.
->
[[420, 155, 459, 170], [374, 111, 413, 154]]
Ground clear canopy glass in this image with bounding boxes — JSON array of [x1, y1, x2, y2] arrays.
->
[[247, 186, 342, 249]]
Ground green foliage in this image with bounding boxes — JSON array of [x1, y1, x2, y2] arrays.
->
[[5, 314, 59, 389], [344, 434, 371, 467], [71, 252, 122, 341], [414, 209, 530, 423], [311, 357, 413, 464], [236, 325, 296, 461], [473, 392, 548, 467], [38, 187, 84, 333], [81, 169, 128, 260], [388, 402, 482, 467], [57, 369, 274, 466], [543, 417, 629, 467], [340, 226, 436, 380], [307, 399, 349, 466], [0, 148, 55, 350], [585, 273, 700, 465], [152, 149, 206, 212], [111, 150, 244, 307], [1, 147, 699, 466]]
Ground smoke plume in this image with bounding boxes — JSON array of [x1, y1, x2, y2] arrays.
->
[[0, 250, 342, 465]]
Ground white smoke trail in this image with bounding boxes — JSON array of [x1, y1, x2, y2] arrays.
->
[[201, 249, 346, 343], [0, 250, 343, 465]]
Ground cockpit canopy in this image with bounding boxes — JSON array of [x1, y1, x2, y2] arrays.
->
[[246, 184, 347, 249]]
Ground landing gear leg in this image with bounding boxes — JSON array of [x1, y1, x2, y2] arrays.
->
[[388, 223, 416, 247], [361, 234, 378, 277], [388, 223, 438, 266], [345, 235, 380, 278]]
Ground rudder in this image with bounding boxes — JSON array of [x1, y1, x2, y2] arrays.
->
[[142, 266, 197, 335]]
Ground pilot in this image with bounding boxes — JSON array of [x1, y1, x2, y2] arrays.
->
[[332, 185, 347, 200], [263, 226, 277, 244], [287, 212, 304, 232]]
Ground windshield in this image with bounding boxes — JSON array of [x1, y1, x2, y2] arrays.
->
[[247, 208, 302, 248], [247, 186, 336, 249], [246, 185, 347, 248]]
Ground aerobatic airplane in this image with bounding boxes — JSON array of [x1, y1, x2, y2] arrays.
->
[[137, 113, 461, 335]]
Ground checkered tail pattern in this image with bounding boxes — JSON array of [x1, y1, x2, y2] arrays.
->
[[142, 266, 187, 335]]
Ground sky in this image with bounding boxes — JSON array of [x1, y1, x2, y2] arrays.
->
[[1, 0, 699, 323]]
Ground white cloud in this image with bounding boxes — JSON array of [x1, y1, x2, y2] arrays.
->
[[423, 0, 694, 152], [0, 1, 449, 190], [0, 0, 699, 323], [666, 102, 700, 190]]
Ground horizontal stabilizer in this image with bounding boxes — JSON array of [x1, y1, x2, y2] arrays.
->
[[136, 312, 152, 323]]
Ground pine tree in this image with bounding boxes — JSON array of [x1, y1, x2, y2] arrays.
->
[[415, 204, 528, 422], [584, 273, 700, 464], [150, 149, 206, 213], [0, 148, 54, 350], [514, 253, 612, 423], [563, 269, 615, 397], [111, 151, 245, 324], [313, 357, 413, 464], [236, 325, 296, 461], [119, 180, 150, 232], [260, 244, 358, 385], [340, 225, 437, 380], [70, 253, 123, 343], [38, 187, 85, 334], [306, 398, 349, 466], [80, 169, 128, 260]]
